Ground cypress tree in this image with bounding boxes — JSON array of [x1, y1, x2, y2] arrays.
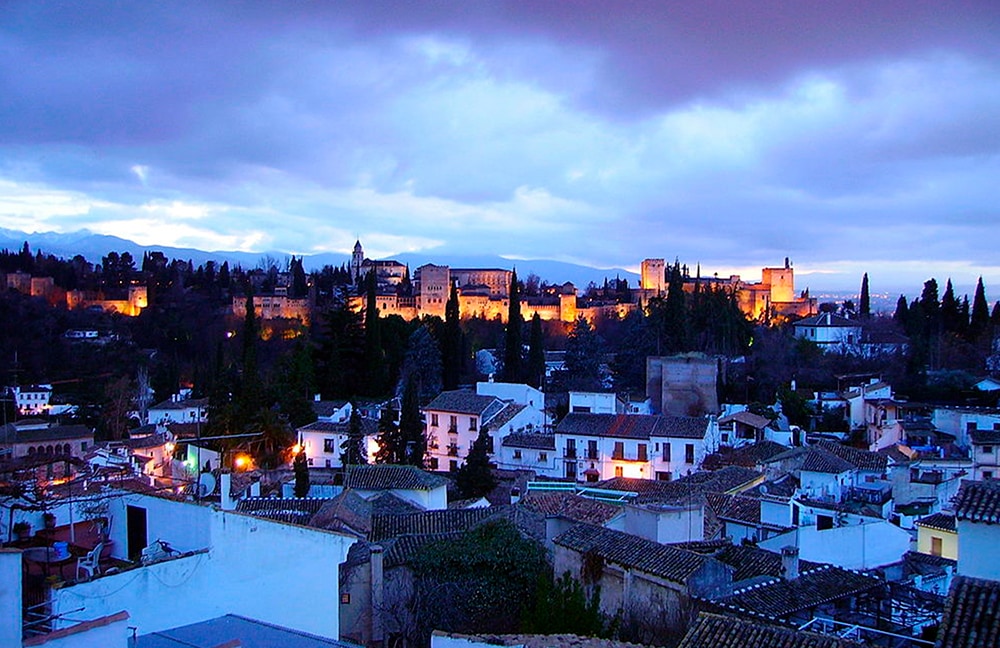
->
[[455, 430, 497, 498], [971, 277, 990, 339], [374, 404, 404, 464], [859, 273, 870, 319], [293, 450, 310, 497], [664, 260, 687, 351], [399, 374, 426, 467], [893, 294, 909, 327], [363, 270, 387, 395], [502, 269, 524, 383], [527, 313, 546, 389], [340, 406, 368, 466], [941, 279, 963, 334], [442, 282, 462, 390]]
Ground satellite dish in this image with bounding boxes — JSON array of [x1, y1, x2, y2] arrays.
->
[[197, 473, 216, 498]]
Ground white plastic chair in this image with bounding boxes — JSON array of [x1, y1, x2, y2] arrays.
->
[[76, 542, 103, 580]]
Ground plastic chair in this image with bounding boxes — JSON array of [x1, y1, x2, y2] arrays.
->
[[76, 542, 104, 580]]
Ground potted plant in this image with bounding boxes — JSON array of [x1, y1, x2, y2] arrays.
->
[[13, 521, 31, 541]]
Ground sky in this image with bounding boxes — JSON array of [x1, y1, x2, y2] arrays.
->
[[1, 1, 999, 295]]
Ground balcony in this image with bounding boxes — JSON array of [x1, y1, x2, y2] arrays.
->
[[448, 426, 458, 435], [585, 450, 599, 460], [447, 445, 459, 457], [564, 448, 577, 459]]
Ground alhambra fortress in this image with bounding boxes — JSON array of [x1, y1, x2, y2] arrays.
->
[[334, 241, 816, 325]]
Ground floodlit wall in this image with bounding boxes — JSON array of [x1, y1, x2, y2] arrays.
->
[[760, 521, 910, 570], [50, 508, 355, 638], [958, 520, 1000, 580]]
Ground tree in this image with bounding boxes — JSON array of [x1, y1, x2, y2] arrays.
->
[[340, 406, 368, 466], [526, 313, 546, 389], [399, 374, 426, 467], [455, 430, 497, 498], [362, 270, 388, 396], [236, 290, 263, 430], [970, 277, 990, 340], [523, 571, 606, 637], [562, 317, 604, 391], [502, 269, 524, 383], [859, 273, 870, 319], [374, 404, 405, 464], [398, 326, 443, 403], [293, 450, 310, 498], [101, 375, 136, 441], [276, 337, 318, 428], [315, 299, 365, 399], [442, 282, 463, 391]]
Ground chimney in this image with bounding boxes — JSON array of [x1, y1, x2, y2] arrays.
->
[[370, 544, 385, 645], [781, 545, 799, 580], [510, 487, 521, 505], [220, 472, 235, 510]]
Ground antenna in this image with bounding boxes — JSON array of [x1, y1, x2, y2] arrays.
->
[[196, 473, 216, 499]]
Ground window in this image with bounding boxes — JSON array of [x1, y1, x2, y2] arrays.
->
[[931, 536, 943, 557], [324, 459, 330, 467], [81, 441, 88, 451], [967, 421, 978, 433], [637, 444, 648, 461], [685, 444, 695, 464], [985, 471, 994, 480], [323, 439, 337, 453], [572, 406, 591, 413], [663, 443, 671, 462], [430, 413, 439, 427], [655, 471, 671, 481], [817, 515, 834, 530], [985, 446, 994, 454], [587, 440, 598, 460], [469, 417, 477, 431], [449, 460, 459, 472], [565, 439, 577, 458], [615, 466, 624, 477], [341, 593, 351, 604], [539, 452, 548, 462], [428, 457, 439, 469], [449, 415, 458, 432], [513, 449, 522, 460], [612, 442, 624, 460]]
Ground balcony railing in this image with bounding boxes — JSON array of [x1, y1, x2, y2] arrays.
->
[[447, 446, 459, 457], [564, 448, 577, 459], [448, 426, 458, 435]]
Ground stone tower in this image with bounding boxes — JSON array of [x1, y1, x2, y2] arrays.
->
[[351, 240, 364, 282]]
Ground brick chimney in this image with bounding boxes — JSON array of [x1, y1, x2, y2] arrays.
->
[[370, 544, 385, 645]]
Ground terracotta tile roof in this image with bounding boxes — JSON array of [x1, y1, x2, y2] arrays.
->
[[800, 448, 855, 475], [298, 418, 379, 436], [0, 423, 92, 444], [718, 411, 772, 429], [936, 576, 1000, 648], [312, 400, 348, 418], [556, 413, 709, 440], [518, 492, 622, 525], [953, 479, 1000, 524], [424, 390, 504, 416], [711, 545, 822, 584], [597, 467, 763, 504], [735, 441, 791, 466], [432, 631, 654, 648], [706, 493, 764, 526], [485, 403, 527, 431], [369, 506, 512, 542], [344, 464, 449, 491], [815, 441, 888, 472], [795, 313, 860, 328], [970, 430, 1000, 445], [235, 497, 328, 526], [120, 432, 171, 450], [915, 512, 956, 532], [677, 612, 863, 648], [744, 474, 800, 499], [554, 524, 716, 585], [716, 566, 881, 620], [502, 432, 555, 450]]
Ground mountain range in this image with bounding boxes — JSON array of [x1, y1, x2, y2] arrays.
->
[[0, 228, 641, 289]]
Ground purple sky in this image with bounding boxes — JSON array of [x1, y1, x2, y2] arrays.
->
[[1, 1, 999, 294]]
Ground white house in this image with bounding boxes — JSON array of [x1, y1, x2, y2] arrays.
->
[[147, 395, 209, 426], [568, 391, 623, 414], [41, 483, 356, 641], [932, 405, 1000, 448], [793, 313, 863, 351], [553, 413, 716, 483], [497, 432, 558, 477], [953, 479, 1000, 580], [343, 464, 449, 511], [969, 430, 1000, 480], [423, 388, 544, 472], [297, 418, 379, 469], [476, 381, 544, 410], [7, 384, 52, 416]]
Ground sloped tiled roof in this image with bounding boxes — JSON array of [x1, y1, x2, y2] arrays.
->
[[794, 313, 860, 328], [344, 464, 449, 491], [735, 441, 791, 466], [936, 576, 1000, 648], [706, 493, 762, 526], [716, 566, 881, 620], [370, 506, 511, 542], [518, 492, 622, 525], [424, 391, 503, 416], [308, 489, 422, 536], [677, 612, 863, 648], [815, 441, 887, 472], [556, 413, 708, 440], [970, 430, 1000, 445], [915, 512, 956, 532], [485, 403, 527, 431], [953, 479, 1000, 524], [121, 432, 171, 450], [298, 418, 378, 436], [0, 423, 93, 444], [554, 524, 716, 585], [149, 397, 209, 411], [712, 545, 822, 584], [502, 432, 555, 450], [718, 411, 772, 429], [596, 467, 763, 504], [312, 400, 349, 418], [800, 448, 855, 475], [235, 497, 328, 526]]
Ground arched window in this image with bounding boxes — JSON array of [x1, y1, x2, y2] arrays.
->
[[63, 444, 71, 455], [46, 445, 54, 455], [27, 446, 35, 455]]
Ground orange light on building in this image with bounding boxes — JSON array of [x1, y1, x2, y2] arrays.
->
[[234, 455, 251, 470]]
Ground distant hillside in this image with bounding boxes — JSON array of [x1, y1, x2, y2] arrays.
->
[[0, 228, 640, 288]]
